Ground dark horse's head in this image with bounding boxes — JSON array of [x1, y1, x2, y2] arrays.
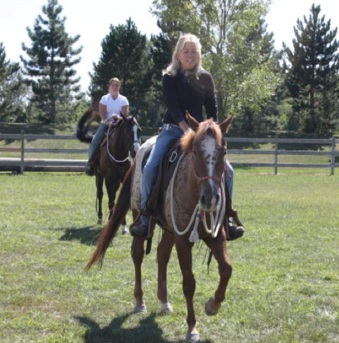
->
[[113, 115, 141, 159]]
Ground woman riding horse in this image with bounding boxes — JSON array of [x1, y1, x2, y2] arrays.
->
[[86, 113, 240, 342], [130, 33, 244, 241], [85, 77, 129, 176]]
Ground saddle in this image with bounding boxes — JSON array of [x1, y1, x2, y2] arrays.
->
[[144, 139, 182, 221]]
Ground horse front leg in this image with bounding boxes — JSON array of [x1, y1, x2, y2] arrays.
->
[[96, 174, 104, 224], [203, 228, 232, 316], [175, 237, 200, 342], [157, 231, 174, 314], [131, 236, 147, 313]]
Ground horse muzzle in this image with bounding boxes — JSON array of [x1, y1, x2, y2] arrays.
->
[[199, 189, 220, 212]]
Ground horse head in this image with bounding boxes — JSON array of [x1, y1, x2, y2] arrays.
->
[[180, 113, 233, 212], [114, 115, 141, 160]]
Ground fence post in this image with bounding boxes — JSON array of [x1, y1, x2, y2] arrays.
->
[[274, 133, 278, 175], [20, 130, 25, 174], [330, 136, 336, 176]]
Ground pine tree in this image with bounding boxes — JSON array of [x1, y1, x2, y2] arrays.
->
[[0, 43, 27, 122], [284, 4, 339, 134], [20, 0, 84, 123], [89, 18, 152, 113]]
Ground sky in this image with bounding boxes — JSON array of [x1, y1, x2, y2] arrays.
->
[[0, 0, 338, 92]]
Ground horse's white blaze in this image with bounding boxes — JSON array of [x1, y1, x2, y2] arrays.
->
[[201, 135, 218, 208], [132, 125, 140, 152]]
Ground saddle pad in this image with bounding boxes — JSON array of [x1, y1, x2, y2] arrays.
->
[[145, 139, 183, 217]]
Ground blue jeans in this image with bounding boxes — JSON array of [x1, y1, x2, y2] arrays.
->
[[89, 123, 107, 159], [141, 125, 183, 212], [224, 159, 234, 199], [139, 124, 234, 225]]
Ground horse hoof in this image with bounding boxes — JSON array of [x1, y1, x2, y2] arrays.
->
[[97, 219, 102, 225], [122, 226, 129, 235], [205, 297, 220, 316], [134, 304, 147, 313], [185, 332, 200, 342], [160, 302, 173, 315]]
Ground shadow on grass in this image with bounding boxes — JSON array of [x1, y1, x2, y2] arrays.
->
[[59, 226, 102, 245], [75, 313, 213, 343]]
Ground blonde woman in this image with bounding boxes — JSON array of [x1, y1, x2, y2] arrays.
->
[[131, 33, 244, 240]]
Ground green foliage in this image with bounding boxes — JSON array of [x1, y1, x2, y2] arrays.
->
[[140, 33, 173, 127], [0, 171, 338, 342], [151, 0, 281, 132], [284, 4, 339, 134], [89, 18, 152, 114], [0, 43, 27, 122], [20, 0, 84, 124]]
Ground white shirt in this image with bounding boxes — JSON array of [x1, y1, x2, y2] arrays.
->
[[99, 93, 129, 122]]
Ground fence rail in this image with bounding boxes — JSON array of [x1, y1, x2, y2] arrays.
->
[[0, 131, 338, 175]]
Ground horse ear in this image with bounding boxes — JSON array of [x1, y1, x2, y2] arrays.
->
[[186, 111, 199, 132], [219, 114, 234, 134]]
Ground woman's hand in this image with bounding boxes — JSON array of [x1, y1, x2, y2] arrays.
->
[[178, 120, 190, 133]]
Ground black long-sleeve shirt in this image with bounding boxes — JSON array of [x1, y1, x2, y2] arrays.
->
[[162, 69, 217, 125]]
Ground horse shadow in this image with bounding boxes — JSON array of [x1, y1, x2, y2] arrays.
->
[[74, 313, 213, 343], [59, 226, 102, 246]]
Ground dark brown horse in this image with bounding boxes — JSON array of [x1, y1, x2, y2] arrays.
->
[[76, 109, 141, 228], [86, 114, 234, 342]]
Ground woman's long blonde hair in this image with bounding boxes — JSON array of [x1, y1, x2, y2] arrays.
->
[[164, 33, 202, 77]]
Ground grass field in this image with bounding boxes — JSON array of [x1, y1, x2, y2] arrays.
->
[[0, 169, 338, 343]]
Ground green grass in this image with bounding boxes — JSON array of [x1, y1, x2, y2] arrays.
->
[[0, 170, 338, 343]]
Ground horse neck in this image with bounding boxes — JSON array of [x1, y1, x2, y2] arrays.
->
[[173, 153, 200, 207], [109, 124, 129, 157]]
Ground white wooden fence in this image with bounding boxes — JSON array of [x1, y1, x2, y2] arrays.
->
[[0, 131, 338, 175]]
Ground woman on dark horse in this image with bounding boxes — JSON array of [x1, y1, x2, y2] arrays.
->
[[130, 33, 245, 240], [85, 77, 129, 176]]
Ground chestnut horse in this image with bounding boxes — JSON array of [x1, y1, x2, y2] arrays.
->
[[86, 114, 234, 342], [76, 109, 141, 227]]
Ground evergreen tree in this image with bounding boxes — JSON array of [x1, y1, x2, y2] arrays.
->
[[0, 43, 27, 122], [284, 4, 339, 134], [143, 33, 173, 127], [20, 0, 84, 123], [89, 18, 152, 113]]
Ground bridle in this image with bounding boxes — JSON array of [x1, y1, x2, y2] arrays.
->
[[190, 151, 223, 185], [106, 118, 139, 164], [170, 151, 225, 242]]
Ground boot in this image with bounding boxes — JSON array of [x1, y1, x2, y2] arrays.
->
[[85, 148, 100, 176], [85, 161, 95, 176], [130, 214, 149, 237], [226, 218, 245, 241]]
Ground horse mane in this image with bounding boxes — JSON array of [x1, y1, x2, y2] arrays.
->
[[180, 119, 222, 153]]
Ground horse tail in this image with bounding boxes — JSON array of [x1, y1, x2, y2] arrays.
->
[[85, 164, 134, 271], [76, 108, 98, 143]]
